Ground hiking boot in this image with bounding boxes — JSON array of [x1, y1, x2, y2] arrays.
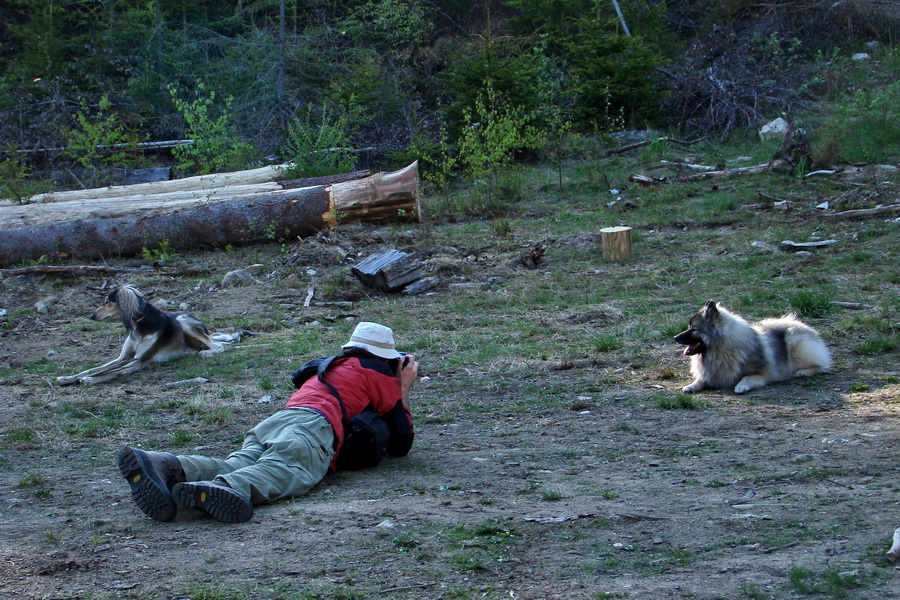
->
[[172, 481, 254, 523], [117, 446, 186, 522]]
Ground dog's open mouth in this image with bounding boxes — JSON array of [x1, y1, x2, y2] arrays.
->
[[683, 342, 704, 356]]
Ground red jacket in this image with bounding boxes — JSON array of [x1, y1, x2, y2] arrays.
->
[[285, 356, 414, 470]]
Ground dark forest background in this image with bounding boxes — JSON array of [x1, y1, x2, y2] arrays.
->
[[1, 0, 899, 189]]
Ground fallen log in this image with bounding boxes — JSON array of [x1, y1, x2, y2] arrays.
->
[[0, 162, 419, 266]]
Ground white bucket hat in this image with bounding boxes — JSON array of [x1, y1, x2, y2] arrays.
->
[[342, 322, 402, 359]]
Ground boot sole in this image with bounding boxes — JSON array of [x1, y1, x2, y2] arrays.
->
[[117, 447, 178, 522], [172, 482, 254, 523]]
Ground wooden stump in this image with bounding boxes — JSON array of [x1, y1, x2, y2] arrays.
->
[[600, 226, 633, 261]]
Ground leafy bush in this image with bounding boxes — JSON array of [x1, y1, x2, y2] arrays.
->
[[64, 94, 141, 180], [169, 82, 256, 176], [455, 81, 544, 214]]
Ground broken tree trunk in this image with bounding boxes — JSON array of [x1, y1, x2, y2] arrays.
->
[[351, 248, 423, 293], [0, 162, 419, 266]]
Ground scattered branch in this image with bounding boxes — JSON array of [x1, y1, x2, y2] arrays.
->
[[378, 583, 437, 594], [821, 203, 900, 221], [763, 541, 800, 554], [831, 301, 872, 310]]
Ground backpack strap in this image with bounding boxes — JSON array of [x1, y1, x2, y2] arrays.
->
[[316, 355, 349, 427]]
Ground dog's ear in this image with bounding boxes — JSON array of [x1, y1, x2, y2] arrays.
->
[[704, 300, 718, 316]]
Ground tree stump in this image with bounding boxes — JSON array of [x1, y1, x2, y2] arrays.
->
[[600, 226, 633, 261]]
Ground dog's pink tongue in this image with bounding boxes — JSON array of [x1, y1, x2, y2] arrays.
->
[[683, 346, 691, 357]]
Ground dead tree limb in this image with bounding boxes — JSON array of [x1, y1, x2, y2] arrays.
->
[[0, 264, 173, 277], [821, 203, 900, 221]]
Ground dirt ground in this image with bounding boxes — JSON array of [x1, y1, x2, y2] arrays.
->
[[1, 229, 898, 600]]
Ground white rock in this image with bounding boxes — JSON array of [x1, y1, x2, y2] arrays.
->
[[759, 118, 790, 141]]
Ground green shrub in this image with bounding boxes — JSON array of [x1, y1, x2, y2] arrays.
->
[[0, 144, 40, 204], [442, 37, 541, 138], [280, 104, 358, 179], [567, 20, 666, 126], [169, 82, 256, 175], [455, 81, 544, 214], [64, 94, 141, 183], [815, 77, 900, 164]]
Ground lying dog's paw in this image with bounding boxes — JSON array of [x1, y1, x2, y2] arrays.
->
[[56, 376, 79, 386], [199, 347, 229, 358], [734, 381, 751, 394], [682, 382, 702, 393]]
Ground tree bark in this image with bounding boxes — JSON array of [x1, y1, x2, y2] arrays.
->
[[0, 162, 419, 266], [601, 226, 633, 261]]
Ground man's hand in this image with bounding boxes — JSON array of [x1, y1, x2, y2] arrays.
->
[[395, 354, 418, 408]]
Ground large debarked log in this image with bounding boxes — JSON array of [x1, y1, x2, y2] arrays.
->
[[0, 162, 419, 265]]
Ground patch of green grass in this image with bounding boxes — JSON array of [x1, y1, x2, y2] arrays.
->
[[4, 427, 36, 444], [853, 336, 898, 355], [17, 473, 46, 487], [170, 429, 197, 447], [788, 567, 861, 598], [739, 582, 772, 600], [655, 393, 705, 410], [44, 531, 64, 544], [201, 406, 237, 425], [590, 333, 624, 353], [785, 290, 834, 318], [391, 534, 421, 551], [613, 423, 641, 434], [541, 489, 563, 501]]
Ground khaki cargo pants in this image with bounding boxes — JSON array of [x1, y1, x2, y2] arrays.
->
[[177, 408, 335, 505]]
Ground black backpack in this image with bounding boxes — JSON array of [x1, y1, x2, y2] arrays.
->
[[290, 356, 390, 470]]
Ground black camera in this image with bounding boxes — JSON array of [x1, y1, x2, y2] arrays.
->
[[386, 352, 409, 371]]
